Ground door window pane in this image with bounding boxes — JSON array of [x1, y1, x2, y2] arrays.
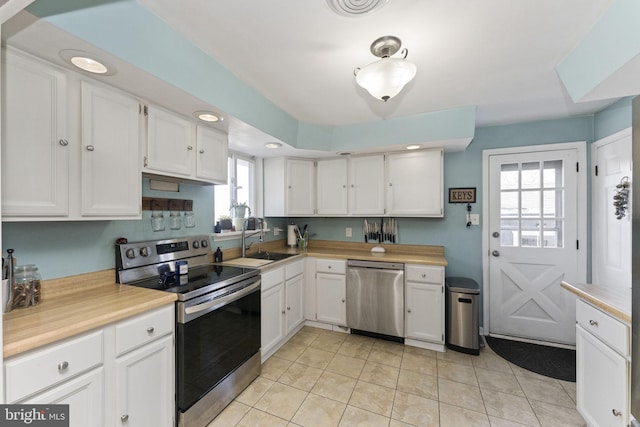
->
[[500, 192, 519, 217], [543, 160, 563, 188], [521, 191, 540, 217], [500, 220, 519, 247], [500, 163, 519, 190], [521, 162, 540, 189]]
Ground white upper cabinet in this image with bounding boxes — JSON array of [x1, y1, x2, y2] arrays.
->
[[2, 49, 69, 216], [144, 106, 228, 184], [195, 125, 228, 184], [264, 158, 315, 217], [349, 155, 385, 215], [80, 82, 141, 217], [316, 158, 348, 215], [386, 149, 443, 217], [145, 105, 195, 177]]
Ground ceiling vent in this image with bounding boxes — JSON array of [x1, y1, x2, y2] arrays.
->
[[326, 0, 388, 17]]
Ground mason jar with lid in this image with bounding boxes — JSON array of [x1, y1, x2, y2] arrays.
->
[[12, 264, 41, 308]]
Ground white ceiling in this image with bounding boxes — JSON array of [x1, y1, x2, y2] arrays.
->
[[1, 0, 623, 158], [139, 0, 615, 127]]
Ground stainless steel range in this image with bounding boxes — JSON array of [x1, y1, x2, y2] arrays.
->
[[116, 235, 261, 427]]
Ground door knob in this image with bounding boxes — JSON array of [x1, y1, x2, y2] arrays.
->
[[492, 232, 500, 238], [492, 250, 500, 257]]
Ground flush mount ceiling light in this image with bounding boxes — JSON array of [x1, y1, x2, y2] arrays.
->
[[59, 50, 116, 75], [354, 36, 417, 102], [406, 144, 421, 150], [265, 142, 282, 149], [194, 111, 222, 122]]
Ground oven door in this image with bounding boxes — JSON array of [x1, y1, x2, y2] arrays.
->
[[176, 277, 261, 413]]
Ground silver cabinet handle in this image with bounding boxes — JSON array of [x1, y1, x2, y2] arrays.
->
[[589, 320, 598, 327], [341, 299, 345, 303], [146, 327, 155, 334], [492, 250, 500, 257], [612, 409, 622, 417], [86, 145, 95, 151], [58, 361, 69, 371], [281, 310, 286, 315], [187, 146, 193, 150], [59, 139, 69, 146], [421, 273, 426, 278], [199, 149, 204, 154], [407, 309, 412, 313], [287, 306, 291, 311], [121, 414, 129, 422], [327, 266, 332, 269]]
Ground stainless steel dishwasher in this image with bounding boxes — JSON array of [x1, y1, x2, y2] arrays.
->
[[346, 260, 405, 339]]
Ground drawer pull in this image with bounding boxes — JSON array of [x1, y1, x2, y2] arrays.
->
[[341, 299, 346, 303], [589, 320, 599, 327], [58, 361, 69, 371], [121, 414, 129, 422], [421, 273, 426, 278], [146, 327, 155, 334], [407, 309, 412, 313], [281, 310, 286, 315], [612, 409, 622, 417]]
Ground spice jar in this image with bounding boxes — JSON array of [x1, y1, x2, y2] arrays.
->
[[12, 264, 41, 308]]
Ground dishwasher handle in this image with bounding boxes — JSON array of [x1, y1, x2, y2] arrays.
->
[[347, 259, 404, 270]]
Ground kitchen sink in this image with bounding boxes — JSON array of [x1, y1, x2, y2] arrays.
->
[[245, 252, 297, 261]]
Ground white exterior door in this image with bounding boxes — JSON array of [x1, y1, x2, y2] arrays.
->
[[591, 129, 632, 288], [487, 146, 583, 345]]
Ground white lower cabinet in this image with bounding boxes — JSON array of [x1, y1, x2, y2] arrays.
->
[[314, 259, 347, 326], [261, 259, 305, 361], [576, 299, 630, 427], [404, 264, 445, 348], [3, 305, 175, 427], [115, 335, 174, 427]]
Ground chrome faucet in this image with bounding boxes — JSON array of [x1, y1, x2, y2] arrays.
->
[[241, 217, 264, 257]]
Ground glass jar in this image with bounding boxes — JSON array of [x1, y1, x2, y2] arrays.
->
[[169, 211, 182, 230], [184, 211, 196, 228], [12, 264, 41, 308], [151, 211, 165, 232]]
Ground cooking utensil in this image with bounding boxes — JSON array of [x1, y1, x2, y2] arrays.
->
[[5, 249, 14, 313]]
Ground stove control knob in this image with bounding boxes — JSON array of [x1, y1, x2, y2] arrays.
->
[[192, 240, 200, 249], [125, 248, 136, 259], [201, 239, 209, 248], [139, 247, 149, 257]]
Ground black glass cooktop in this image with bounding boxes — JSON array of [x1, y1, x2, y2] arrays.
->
[[127, 264, 258, 299]]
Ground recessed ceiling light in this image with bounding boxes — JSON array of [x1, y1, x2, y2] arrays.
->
[[59, 50, 115, 75], [265, 142, 282, 149], [194, 111, 222, 122], [406, 144, 421, 150], [70, 56, 108, 74]]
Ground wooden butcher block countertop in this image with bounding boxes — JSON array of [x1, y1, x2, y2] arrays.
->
[[3, 270, 177, 358]]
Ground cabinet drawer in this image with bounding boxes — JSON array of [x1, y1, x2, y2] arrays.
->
[[5, 330, 103, 403], [116, 305, 174, 356], [316, 259, 346, 274], [576, 299, 629, 357], [285, 259, 304, 280], [405, 265, 443, 283], [261, 266, 284, 291]]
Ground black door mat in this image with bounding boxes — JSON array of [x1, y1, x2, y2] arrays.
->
[[485, 336, 576, 382]]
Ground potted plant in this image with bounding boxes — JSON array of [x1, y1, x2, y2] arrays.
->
[[230, 202, 251, 219], [218, 215, 233, 230]]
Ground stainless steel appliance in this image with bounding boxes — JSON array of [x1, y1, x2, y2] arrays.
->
[[346, 260, 404, 339], [631, 97, 640, 426], [116, 236, 261, 427], [445, 277, 480, 355]]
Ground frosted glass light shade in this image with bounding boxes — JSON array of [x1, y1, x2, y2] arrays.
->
[[355, 57, 417, 101]]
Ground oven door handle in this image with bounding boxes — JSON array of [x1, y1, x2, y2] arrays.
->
[[183, 279, 261, 321]]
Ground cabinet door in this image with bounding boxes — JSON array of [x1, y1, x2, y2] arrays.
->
[[80, 82, 141, 217], [317, 158, 348, 215], [21, 368, 104, 427], [285, 274, 304, 334], [116, 335, 174, 427], [286, 159, 315, 215], [387, 149, 443, 216], [1, 50, 69, 216], [261, 284, 286, 356], [350, 155, 385, 215], [196, 125, 228, 183], [316, 273, 346, 325], [146, 106, 194, 176], [405, 281, 444, 343], [576, 325, 628, 427]]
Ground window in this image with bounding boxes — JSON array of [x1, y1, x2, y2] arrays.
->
[[214, 154, 256, 221]]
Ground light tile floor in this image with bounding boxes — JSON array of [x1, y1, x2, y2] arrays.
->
[[208, 327, 586, 427]]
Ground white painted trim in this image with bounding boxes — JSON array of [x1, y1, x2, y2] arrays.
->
[[404, 338, 445, 353], [482, 141, 588, 339]]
